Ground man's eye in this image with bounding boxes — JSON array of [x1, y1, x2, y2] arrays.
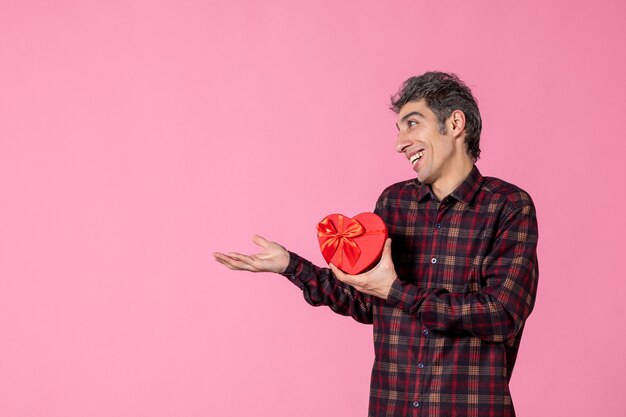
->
[[408, 120, 417, 127]]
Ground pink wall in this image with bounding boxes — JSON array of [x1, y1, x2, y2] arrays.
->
[[1, 1, 625, 416]]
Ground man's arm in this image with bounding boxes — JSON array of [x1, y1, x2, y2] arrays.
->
[[213, 235, 373, 324], [334, 200, 539, 343], [391, 201, 538, 342], [282, 252, 374, 324]]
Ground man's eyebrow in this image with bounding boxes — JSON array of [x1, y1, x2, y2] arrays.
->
[[401, 111, 425, 122], [395, 111, 425, 129]]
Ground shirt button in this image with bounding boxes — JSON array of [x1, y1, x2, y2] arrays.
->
[[435, 223, 441, 229], [431, 257, 437, 264], [412, 401, 420, 408], [418, 362, 425, 369], [423, 329, 430, 336]]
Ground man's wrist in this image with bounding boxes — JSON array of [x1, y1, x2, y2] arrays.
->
[[381, 277, 397, 300], [280, 251, 298, 275]]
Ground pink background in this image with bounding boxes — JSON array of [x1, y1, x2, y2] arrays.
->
[[1, 1, 625, 416]]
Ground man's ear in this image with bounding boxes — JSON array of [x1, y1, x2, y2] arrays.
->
[[448, 110, 466, 139]]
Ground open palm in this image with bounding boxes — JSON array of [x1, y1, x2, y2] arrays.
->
[[213, 235, 290, 273]]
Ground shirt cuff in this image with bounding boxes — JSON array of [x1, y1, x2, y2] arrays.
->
[[280, 251, 302, 277], [385, 278, 423, 315]]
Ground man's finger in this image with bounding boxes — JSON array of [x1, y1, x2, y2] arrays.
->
[[330, 263, 352, 284], [252, 234, 270, 248], [371, 238, 393, 270], [215, 257, 241, 270], [214, 253, 256, 271], [216, 251, 263, 271], [228, 252, 261, 268], [213, 252, 238, 264], [382, 238, 392, 258]]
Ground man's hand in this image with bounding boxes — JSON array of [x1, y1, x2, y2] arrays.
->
[[329, 238, 397, 300], [213, 235, 290, 273]]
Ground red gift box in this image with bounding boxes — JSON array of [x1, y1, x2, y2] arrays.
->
[[317, 212, 388, 275]]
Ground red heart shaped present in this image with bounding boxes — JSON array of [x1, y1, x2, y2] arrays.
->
[[317, 212, 388, 275]]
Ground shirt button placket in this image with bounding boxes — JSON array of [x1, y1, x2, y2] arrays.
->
[[421, 213, 435, 413], [415, 330, 429, 412]]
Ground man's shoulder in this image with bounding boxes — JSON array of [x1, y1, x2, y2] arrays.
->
[[378, 178, 421, 200], [374, 178, 428, 214], [480, 175, 535, 209]]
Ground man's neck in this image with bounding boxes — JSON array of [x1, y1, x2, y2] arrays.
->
[[431, 157, 474, 201]]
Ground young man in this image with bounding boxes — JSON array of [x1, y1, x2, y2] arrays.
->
[[214, 72, 539, 417]]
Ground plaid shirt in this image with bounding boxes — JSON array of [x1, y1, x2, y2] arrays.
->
[[282, 166, 539, 417]]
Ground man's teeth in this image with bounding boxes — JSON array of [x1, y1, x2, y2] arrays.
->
[[410, 151, 424, 164]]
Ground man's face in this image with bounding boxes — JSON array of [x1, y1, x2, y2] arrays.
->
[[395, 100, 455, 186]]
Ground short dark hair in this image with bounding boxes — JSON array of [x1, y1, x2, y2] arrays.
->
[[391, 72, 482, 161]]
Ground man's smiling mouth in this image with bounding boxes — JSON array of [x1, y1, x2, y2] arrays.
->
[[410, 151, 424, 165]]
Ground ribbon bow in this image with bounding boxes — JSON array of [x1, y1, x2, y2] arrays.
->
[[317, 215, 365, 268]]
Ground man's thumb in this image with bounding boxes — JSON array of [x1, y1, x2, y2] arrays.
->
[[382, 238, 392, 257], [252, 234, 269, 248]]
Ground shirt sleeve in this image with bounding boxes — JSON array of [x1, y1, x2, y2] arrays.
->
[[385, 199, 539, 343], [281, 252, 374, 325]]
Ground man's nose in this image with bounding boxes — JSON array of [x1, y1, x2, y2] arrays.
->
[[395, 132, 410, 153]]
